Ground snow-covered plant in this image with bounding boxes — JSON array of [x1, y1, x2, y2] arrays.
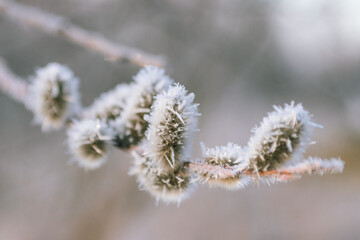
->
[[246, 102, 316, 172], [112, 66, 173, 149], [185, 101, 344, 193], [130, 151, 194, 204], [196, 143, 250, 189], [67, 119, 113, 170], [128, 83, 200, 203], [83, 83, 131, 122], [0, 61, 345, 205], [28, 63, 81, 131], [145, 84, 200, 171]]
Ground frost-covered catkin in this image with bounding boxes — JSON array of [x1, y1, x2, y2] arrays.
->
[[83, 83, 131, 122], [67, 119, 113, 170], [198, 143, 250, 189], [130, 152, 194, 204], [28, 63, 81, 131], [247, 102, 318, 172], [112, 66, 172, 149], [146, 84, 200, 171]]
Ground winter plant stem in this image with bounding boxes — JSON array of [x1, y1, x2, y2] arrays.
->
[[0, 57, 28, 104], [0, 0, 166, 67], [185, 160, 342, 182]]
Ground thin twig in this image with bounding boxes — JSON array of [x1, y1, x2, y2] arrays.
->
[[185, 158, 344, 183], [0, 0, 166, 67], [0, 57, 28, 104], [131, 144, 343, 184]]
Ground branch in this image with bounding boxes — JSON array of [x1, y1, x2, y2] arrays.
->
[[0, 57, 28, 104], [0, 59, 344, 204], [0, 0, 166, 68], [185, 157, 344, 183]]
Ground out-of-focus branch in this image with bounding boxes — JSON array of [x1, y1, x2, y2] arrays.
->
[[0, 0, 166, 68], [0, 57, 28, 104]]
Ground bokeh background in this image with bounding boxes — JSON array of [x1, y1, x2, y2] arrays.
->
[[1, 0, 360, 239]]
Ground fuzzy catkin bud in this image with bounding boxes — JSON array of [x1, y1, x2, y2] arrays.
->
[[83, 83, 131, 122], [247, 102, 318, 172], [198, 143, 250, 189], [130, 152, 194, 204], [145, 84, 200, 171], [28, 63, 81, 131], [67, 119, 113, 170], [112, 66, 173, 149]]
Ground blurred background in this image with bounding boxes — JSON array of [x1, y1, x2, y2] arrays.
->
[[0, 0, 360, 239]]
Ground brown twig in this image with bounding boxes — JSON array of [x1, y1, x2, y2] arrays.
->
[[130, 144, 343, 184], [0, 0, 166, 68], [185, 158, 343, 183], [0, 57, 28, 104]]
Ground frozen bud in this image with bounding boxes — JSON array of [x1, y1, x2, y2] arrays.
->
[[113, 66, 173, 149], [130, 152, 194, 204], [83, 83, 131, 122], [195, 143, 250, 189], [67, 119, 113, 170], [247, 102, 319, 172], [29, 63, 81, 131], [201, 142, 247, 168], [146, 84, 200, 171]]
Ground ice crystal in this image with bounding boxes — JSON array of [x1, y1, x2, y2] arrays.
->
[[0, 56, 346, 205], [130, 151, 194, 204], [67, 119, 113, 170], [194, 143, 250, 189], [145, 84, 200, 171], [286, 157, 344, 175], [83, 83, 131, 122], [28, 63, 81, 131], [112, 66, 173, 149], [201, 142, 248, 168], [256, 157, 345, 184], [247, 102, 319, 172]]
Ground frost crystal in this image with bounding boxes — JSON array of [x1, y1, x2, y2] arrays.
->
[[112, 66, 173, 149], [146, 84, 200, 171], [197, 143, 250, 189], [67, 119, 113, 170], [83, 83, 131, 122], [0, 56, 346, 204], [130, 151, 194, 204], [286, 157, 344, 175], [201, 142, 248, 168], [247, 102, 318, 172], [28, 63, 81, 131]]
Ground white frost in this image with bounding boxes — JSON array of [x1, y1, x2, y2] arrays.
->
[[67, 119, 113, 170], [246, 101, 318, 170], [83, 83, 131, 123], [28, 63, 81, 131], [146, 84, 200, 170]]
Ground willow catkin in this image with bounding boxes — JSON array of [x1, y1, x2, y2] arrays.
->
[[83, 83, 131, 122], [145, 84, 200, 171], [130, 151, 194, 204], [246, 102, 319, 172], [67, 119, 113, 170], [198, 142, 250, 189], [28, 63, 81, 131], [112, 66, 173, 149]]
